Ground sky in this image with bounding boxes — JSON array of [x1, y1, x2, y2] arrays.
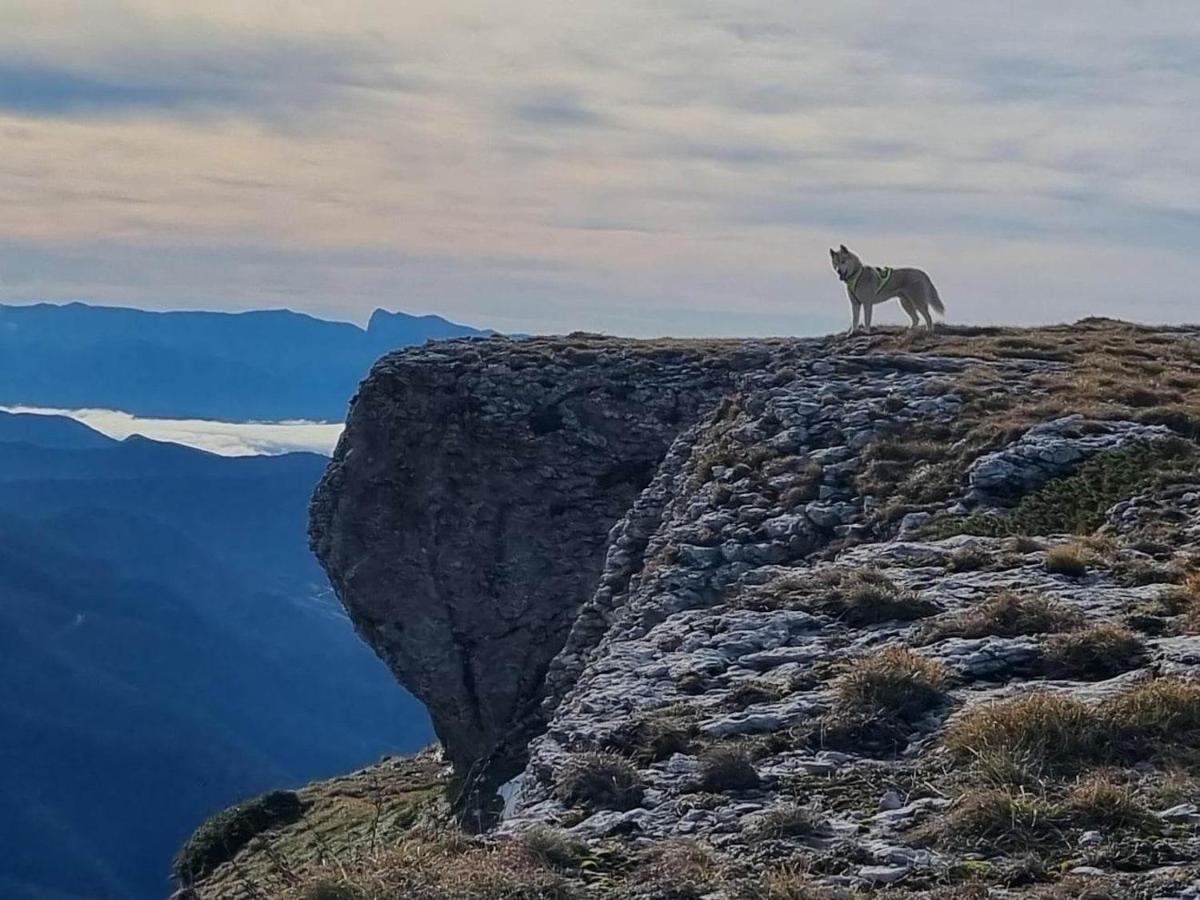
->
[[1, 1, 1198, 337]]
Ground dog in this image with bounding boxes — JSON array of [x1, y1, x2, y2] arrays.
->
[[829, 245, 944, 334]]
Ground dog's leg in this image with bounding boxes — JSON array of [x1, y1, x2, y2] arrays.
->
[[920, 303, 935, 331], [847, 299, 861, 335], [900, 297, 920, 330], [862, 302, 873, 334]]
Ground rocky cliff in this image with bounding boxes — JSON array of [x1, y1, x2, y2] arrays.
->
[[190, 321, 1200, 898], [309, 336, 761, 784]]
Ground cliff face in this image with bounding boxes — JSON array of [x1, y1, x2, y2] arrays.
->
[[192, 322, 1200, 898], [309, 336, 764, 778]]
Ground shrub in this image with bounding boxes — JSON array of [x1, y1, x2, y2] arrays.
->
[[833, 647, 947, 721], [923, 591, 1083, 642], [1042, 623, 1147, 680], [174, 789, 304, 884], [554, 753, 645, 812], [697, 746, 760, 792], [1044, 545, 1090, 577]]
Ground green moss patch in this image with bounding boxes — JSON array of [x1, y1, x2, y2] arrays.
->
[[174, 790, 304, 885], [942, 440, 1200, 538]]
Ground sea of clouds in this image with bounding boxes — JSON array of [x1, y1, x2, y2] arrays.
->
[[2, 405, 343, 457]]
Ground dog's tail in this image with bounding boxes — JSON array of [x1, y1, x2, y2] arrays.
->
[[928, 286, 945, 317]]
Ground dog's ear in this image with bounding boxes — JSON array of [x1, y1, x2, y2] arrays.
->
[[829, 248, 836, 258], [839, 243, 848, 252]]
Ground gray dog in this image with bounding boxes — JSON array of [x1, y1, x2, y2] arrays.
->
[[829, 245, 944, 333]]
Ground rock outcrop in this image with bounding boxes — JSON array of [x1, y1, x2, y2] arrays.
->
[[309, 336, 765, 779], [187, 321, 1200, 898]]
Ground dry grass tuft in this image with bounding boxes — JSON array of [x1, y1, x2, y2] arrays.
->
[[923, 591, 1083, 642], [747, 803, 828, 840], [742, 866, 849, 900], [632, 841, 723, 899], [1060, 775, 1156, 831], [1009, 535, 1045, 554], [299, 882, 364, 900], [1041, 623, 1148, 681], [697, 746, 761, 792], [731, 568, 938, 624], [283, 837, 578, 900], [928, 776, 1155, 853], [1044, 544, 1091, 577], [828, 570, 940, 624], [603, 712, 696, 764], [554, 752, 645, 812], [946, 546, 991, 572], [803, 647, 950, 755], [932, 789, 1060, 850], [945, 678, 1200, 778], [833, 647, 948, 721], [943, 692, 1100, 776], [1155, 572, 1200, 632], [728, 679, 789, 709], [519, 826, 588, 870], [1100, 677, 1200, 747]]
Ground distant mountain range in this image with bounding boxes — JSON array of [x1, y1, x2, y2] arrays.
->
[[0, 302, 491, 421], [0, 411, 433, 900]]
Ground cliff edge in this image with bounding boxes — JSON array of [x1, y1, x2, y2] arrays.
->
[[189, 321, 1200, 898]]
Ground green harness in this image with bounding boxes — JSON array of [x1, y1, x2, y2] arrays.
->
[[848, 266, 893, 297]]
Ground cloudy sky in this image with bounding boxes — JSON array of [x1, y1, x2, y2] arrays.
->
[[1, 1, 1197, 336]]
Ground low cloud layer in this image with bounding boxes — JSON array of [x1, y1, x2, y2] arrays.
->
[[1, 2, 1197, 335], [3, 406, 343, 457]]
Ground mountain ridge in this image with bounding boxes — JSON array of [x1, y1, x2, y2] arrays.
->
[[0, 301, 491, 420]]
